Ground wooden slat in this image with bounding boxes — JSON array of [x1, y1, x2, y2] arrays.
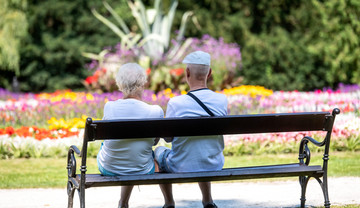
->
[[87, 112, 329, 141], [80, 164, 323, 188]]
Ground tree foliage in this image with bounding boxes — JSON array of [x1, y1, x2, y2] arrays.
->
[[0, 0, 28, 88], [305, 0, 360, 85], [10, 0, 132, 92], [1, 0, 359, 92], [177, 0, 360, 90]]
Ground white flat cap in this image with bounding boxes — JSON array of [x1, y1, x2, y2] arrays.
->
[[182, 51, 211, 66]]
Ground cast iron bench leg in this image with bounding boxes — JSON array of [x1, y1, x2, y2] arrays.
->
[[299, 176, 311, 208], [315, 177, 331, 208], [80, 186, 85, 208], [67, 181, 75, 208]]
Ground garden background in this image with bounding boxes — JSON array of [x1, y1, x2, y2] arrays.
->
[[0, 0, 360, 200]]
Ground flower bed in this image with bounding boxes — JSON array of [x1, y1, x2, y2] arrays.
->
[[1, 84, 359, 158], [224, 115, 360, 155], [84, 35, 242, 92]]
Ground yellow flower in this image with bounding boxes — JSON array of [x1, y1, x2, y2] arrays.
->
[[152, 94, 157, 101], [164, 88, 172, 95], [222, 85, 273, 98], [37, 90, 93, 103], [47, 115, 98, 130], [86, 93, 94, 101]]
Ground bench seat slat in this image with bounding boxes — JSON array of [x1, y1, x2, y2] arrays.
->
[[80, 164, 323, 188]]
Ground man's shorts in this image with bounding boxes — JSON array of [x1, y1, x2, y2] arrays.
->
[[154, 146, 172, 173]]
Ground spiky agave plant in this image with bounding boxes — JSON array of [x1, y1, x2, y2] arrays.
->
[[88, 0, 199, 63]]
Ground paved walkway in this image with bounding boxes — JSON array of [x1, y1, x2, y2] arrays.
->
[[1, 177, 359, 208]]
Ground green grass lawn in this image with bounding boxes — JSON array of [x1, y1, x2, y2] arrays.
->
[[0, 151, 359, 189]]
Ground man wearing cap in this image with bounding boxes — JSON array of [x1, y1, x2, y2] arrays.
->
[[155, 51, 228, 208]]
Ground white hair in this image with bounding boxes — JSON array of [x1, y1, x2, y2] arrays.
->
[[187, 64, 210, 80], [115, 63, 147, 96]]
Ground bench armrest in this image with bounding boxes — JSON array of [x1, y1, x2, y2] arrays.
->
[[301, 136, 324, 147], [67, 145, 81, 177], [299, 136, 325, 165], [69, 145, 81, 156]]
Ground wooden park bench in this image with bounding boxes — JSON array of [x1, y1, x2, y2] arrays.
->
[[67, 108, 340, 208]]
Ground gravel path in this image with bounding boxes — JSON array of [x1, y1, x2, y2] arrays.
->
[[1, 177, 359, 208]]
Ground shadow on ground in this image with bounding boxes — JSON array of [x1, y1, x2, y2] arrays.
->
[[146, 199, 303, 208]]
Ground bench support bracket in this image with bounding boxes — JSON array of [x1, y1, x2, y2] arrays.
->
[[315, 177, 331, 208], [299, 175, 331, 208], [298, 131, 333, 208]]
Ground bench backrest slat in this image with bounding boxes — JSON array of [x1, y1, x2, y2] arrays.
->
[[85, 112, 330, 141]]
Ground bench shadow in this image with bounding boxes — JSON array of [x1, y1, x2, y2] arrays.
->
[[145, 199, 308, 208]]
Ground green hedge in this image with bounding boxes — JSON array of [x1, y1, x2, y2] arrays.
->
[[177, 0, 360, 91]]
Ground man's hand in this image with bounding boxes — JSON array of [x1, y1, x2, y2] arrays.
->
[[153, 137, 160, 146], [163, 137, 173, 143]]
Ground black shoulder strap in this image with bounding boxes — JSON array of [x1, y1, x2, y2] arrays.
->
[[187, 92, 215, 116]]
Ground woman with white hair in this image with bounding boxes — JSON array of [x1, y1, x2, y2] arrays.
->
[[97, 63, 164, 208]]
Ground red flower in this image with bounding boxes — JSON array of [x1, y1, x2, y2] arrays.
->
[[5, 126, 15, 135], [0, 128, 6, 135], [0, 126, 80, 140], [170, 68, 184, 76], [146, 68, 151, 75], [85, 75, 98, 84], [34, 128, 54, 140], [15, 126, 32, 137]]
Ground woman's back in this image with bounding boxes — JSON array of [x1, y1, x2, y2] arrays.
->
[[97, 98, 164, 175]]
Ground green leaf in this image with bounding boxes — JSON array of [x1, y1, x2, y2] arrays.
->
[[91, 8, 127, 41], [103, 1, 130, 34], [176, 11, 194, 42]]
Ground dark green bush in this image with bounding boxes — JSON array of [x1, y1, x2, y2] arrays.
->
[[3, 0, 133, 92], [1, 0, 359, 92], [178, 0, 360, 91]]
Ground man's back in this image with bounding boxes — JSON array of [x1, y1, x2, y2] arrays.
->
[[166, 88, 227, 117], [165, 88, 228, 172]]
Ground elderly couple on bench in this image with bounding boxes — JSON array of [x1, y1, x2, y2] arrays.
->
[[96, 51, 227, 208]]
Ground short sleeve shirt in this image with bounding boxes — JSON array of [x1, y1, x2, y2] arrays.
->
[[165, 88, 228, 172], [97, 99, 164, 175]]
